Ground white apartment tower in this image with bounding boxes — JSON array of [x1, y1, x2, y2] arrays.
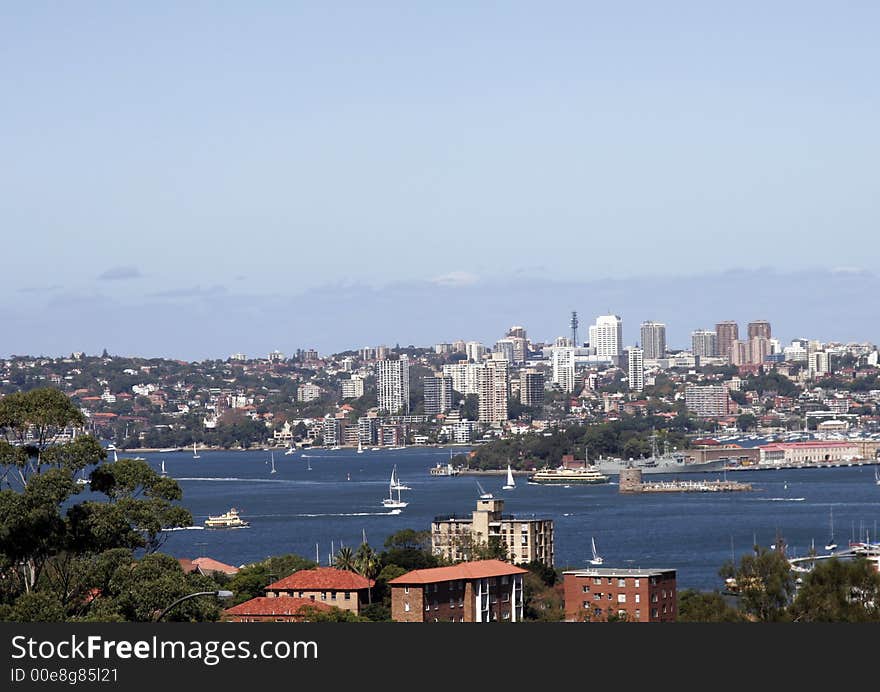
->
[[377, 355, 410, 415], [627, 346, 644, 392], [551, 347, 576, 393], [639, 321, 666, 360], [589, 315, 623, 361], [477, 356, 510, 424], [691, 329, 718, 358]]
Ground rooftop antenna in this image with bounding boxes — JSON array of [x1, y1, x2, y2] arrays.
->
[[570, 311, 579, 346]]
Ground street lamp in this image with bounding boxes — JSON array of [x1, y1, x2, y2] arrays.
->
[[154, 590, 234, 622]]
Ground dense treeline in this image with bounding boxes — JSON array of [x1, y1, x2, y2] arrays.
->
[[468, 416, 692, 470]]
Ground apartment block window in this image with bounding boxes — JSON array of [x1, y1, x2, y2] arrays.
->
[[634, 579, 640, 588], [344, 592, 351, 600], [404, 602, 410, 612], [425, 602, 430, 611], [652, 609, 659, 618], [321, 592, 327, 601], [652, 594, 658, 603], [593, 593, 601, 601], [617, 594, 626, 603], [618, 579, 626, 587], [635, 609, 641, 620], [606, 593, 612, 600], [449, 599, 455, 608], [606, 578, 613, 585], [635, 594, 640, 604], [501, 576, 509, 585], [404, 587, 409, 594], [582, 585, 590, 593], [593, 577, 601, 585], [331, 592, 337, 600]]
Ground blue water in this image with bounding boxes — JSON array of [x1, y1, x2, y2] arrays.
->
[[112, 447, 880, 591]]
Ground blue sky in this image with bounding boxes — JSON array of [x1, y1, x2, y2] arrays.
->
[[2, 3, 878, 357]]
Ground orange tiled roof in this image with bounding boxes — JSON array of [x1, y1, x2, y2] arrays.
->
[[266, 567, 374, 591], [192, 557, 240, 575], [388, 559, 527, 585], [224, 596, 333, 617]]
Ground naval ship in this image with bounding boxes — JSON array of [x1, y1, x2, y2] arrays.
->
[[594, 436, 729, 476]]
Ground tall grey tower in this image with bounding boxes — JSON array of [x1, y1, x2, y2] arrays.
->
[[570, 311, 579, 347]]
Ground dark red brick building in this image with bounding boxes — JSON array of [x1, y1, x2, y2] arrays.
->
[[563, 568, 677, 622]]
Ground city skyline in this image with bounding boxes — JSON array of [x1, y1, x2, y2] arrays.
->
[[2, 267, 878, 360]]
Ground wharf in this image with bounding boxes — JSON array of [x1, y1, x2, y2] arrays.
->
[[618, 468, 753, 493], [630, 479, 753, 493]]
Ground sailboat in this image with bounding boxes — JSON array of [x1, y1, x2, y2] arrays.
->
[[382, 468, 408, 509], [589, 537, 604, 565], [160, 460, 167, 478], [192, 442, 200, 459], [502, 464, 516, 490], [875, 467, 880, 486], [357, 440, 364, 454], [284, 444, 296, 456], [390, 464, 411, 491], [112, 449, 118, 463], [269, 451, 276, 474], [306, 456, 312, 471], [825, 507, 838, 551]]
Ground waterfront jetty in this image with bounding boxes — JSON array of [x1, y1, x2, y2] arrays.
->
[[619, 468, 752, 494]]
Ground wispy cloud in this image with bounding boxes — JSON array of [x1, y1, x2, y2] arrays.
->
[[17, 284, 63, 294], [431, 271, 479, 288], [97, 265, 142, 281], [148, 285, 228, 298]]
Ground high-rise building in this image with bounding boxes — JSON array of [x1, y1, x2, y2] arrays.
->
[[376, 345, 391, 360], [691, 329, 718, 358], [452, 340, 467, 353], [466, 341, 487, 363], [507, 326, 527, 340], [267, 350, 285, 362], [639, 322, 666, 360], [685, 385, 730, 417], [627, 346, 644, 392], [494, 339, 516, 364], [749, 336, 771, 365], [519, 369, 545, 406], [477, 356, 509, 424], [442, 362, 481, 395], [729, 340, 749, 367], [424, 375, 453, 416], [747, 320, 772, 340], [808, 351, 830, 377], [715, 321, 739, 360], [551, 347, 576, 393], [341, 375, 364, 399], [590, 315, 623, 361], [377, 355, 410, 415]]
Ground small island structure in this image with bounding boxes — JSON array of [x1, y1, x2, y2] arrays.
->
[[618, 469, 752, 494]]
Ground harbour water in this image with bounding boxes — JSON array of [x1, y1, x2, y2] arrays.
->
[[121, 447, 880, 591]]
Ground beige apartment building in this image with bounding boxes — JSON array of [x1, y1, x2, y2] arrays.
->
[[431, 496, 554, 567]]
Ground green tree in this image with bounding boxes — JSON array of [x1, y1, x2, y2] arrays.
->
[[789, 558, 880, 622], [736, 413, 758, 432], [677, 589, 745, 622], [719, 547, 794, 622], [354, 542, 379, 604], [334, 546, 357, 572]]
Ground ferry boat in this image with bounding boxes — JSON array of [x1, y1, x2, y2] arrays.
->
[[430, 462, 460, 476], [528, 465, 609, 485], [204, 507, 250, 529]]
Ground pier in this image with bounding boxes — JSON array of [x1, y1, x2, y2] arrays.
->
[[619, 468, 752, 494]]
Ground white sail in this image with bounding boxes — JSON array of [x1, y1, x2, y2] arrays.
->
[[160, 460, 167, 477], [270, 452, 276, 474], [192, 442, 200, 459], [590, 537, 604, 565], [503, 464, 515, 490]]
